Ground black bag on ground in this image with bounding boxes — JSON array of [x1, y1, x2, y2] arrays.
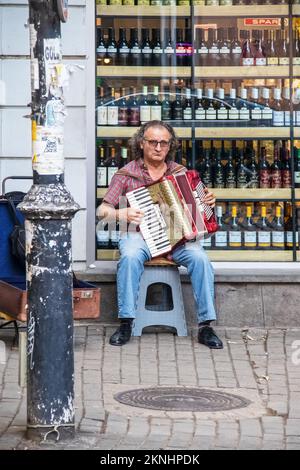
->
[[5, 192, 26, 268]]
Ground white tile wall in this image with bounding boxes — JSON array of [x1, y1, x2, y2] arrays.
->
[[0, 2, 89, 263]]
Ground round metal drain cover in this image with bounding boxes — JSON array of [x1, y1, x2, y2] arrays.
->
[[114, 387, 250, 412]]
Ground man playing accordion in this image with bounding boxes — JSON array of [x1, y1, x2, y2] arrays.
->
[[97, 120, 223, 349]]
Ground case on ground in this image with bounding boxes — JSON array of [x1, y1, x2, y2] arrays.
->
[[0, 179, 100, 322]]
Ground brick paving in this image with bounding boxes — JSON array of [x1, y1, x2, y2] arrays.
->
[[0, 324, 300, 450]]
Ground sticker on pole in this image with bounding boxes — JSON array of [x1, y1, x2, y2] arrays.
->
[[32, 125, 64, 176], [44, 38, 62, 95]]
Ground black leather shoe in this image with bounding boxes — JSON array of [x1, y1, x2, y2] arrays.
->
[[109, 321, 132, 346], [198, 326, 223, 349]]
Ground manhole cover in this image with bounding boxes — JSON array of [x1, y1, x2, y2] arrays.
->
[[114, 387, 251, 412]]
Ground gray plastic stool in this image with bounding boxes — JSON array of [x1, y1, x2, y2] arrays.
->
[[132, 258, 187, 337]]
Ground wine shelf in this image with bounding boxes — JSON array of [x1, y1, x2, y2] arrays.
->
[[96, 5, 190, 17], [96, 5, 289, 18], [293, 5, 300, 15], [195, 127, 293, 139], [210, 188, 291, 201], [206, 250, 293, 262], [97, 249, 120, 261], [97, 127, 298, 140], [194, 5, 288, 17], [97, 126, 191, 138], [97, 66, 191, 77], [97, 187, 292, 201], [96, 249, 293, 262], [195, 65, 290, 79], [97, 188, 107, 199]]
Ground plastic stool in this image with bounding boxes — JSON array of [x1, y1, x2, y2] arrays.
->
[[132, 258, 187, 337]]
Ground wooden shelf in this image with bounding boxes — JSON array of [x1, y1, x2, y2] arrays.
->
[[195, 65, 289, 79], [210, 188, 291, 201], [207, 250, 293, 262], [97, 66, 191, 78], [97, 188, 107, 199], [96, 5, 190, 17], [195, 127, 291, 139], [96, 248, 293, 262], [97, 126, 191, 138], [293, 5, 300, 15], [194, 5, 288, 17], [97, 249, 120, 261]]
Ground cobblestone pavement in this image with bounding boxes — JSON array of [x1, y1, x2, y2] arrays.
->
[[0, 325, 300, 450]]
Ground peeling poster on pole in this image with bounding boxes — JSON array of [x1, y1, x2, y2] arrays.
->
[[44, 38, 62, 94], [32, 126, 64, 175]]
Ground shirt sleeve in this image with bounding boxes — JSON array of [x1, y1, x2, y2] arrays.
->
[[102, 174, 127, 208]]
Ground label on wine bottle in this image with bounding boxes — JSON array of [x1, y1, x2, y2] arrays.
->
[[262, 107, 272, 121], [97, 45, 106, 53], [183, 108, 192, 120], [279, 57, 289, 65], [284, 111, 291, 127], [287, 231, 299, 246], [244, 231, 256, 247], [151, 106, 162, 120], [153, 47, 163, 54], [107, 107, 118, 125], [201, 237, 212, 248], [295, 171, 300, 184], [119, 47, 130, 53], [293, 57, 300, 66], [239, 108, 250, 120], [195, 108, 205, 120], [107, 46, 117, 53], [97, 106, 107, 125], [251, 108, 262, 120], [282, 170, 291, 188], [131, 46, 141, 54], [198, 46, 208, 54], [215, 231, 227, 247], [256, 57, 267, 66], [273, 111, 284, 126], [228, 108, 239, 120], [140, 106, 151, 122], [232, 47, 242, 54], [258, 232, 271, 246], [229, 231, 241, 246], [217, 108, 228, 120], [107, 167, 118, 185], [242, 57, 254, 66], [206, 108, 217, 120], [272, 231, 284, 247], [97, 167, 107, 187], [267, 57, 279, 65], [259, 170, 270, 188]]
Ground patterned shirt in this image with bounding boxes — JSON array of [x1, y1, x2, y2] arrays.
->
[[103, 158, 182, 208]]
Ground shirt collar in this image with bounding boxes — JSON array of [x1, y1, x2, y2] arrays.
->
[[138, 158, 173, 174]]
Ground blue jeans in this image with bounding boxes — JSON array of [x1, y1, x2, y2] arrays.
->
[[117, 233, 216, 323]]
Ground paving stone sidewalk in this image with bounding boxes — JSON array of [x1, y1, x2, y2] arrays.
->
[[0, 324, 300, 450]]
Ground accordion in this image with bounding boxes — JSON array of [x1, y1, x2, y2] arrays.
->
[[126, 170, 217, 258]]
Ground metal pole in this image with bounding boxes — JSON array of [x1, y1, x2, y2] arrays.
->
[[19, 0, 79, 441]]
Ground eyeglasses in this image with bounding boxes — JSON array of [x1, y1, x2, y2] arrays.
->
[[143, 138, 171, 149]]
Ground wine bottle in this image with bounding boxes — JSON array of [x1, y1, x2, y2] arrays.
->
[[271, 206, 285, 250], [129, 28, 142, 67], [97, 87, 107, 126], [107, 87, 118, 126], [97, 146, 108, 188], [259, 146, 271, 189], [128, 87, 140, 126], [118, 87, 128, 126], [242, 206, 257, 250], [229, 206, 242, 250], [183, 88, 193, 121], [257, 205, 271, 250], [270, 142, 282, 188], [106, 28, 118, 65], [161, 87, 172, 121], [152, 29, 163, 66], [195, 89, 206, 120], [140, 85, 151, 123], [118, 28, 130, 66], [107, 147, 118, 185], [141, 28, 153, 66], [150, 86, 162, 121], [295, 147, 300, 188], [172, 88, 183, 121], [214, 206, 228, 250]]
